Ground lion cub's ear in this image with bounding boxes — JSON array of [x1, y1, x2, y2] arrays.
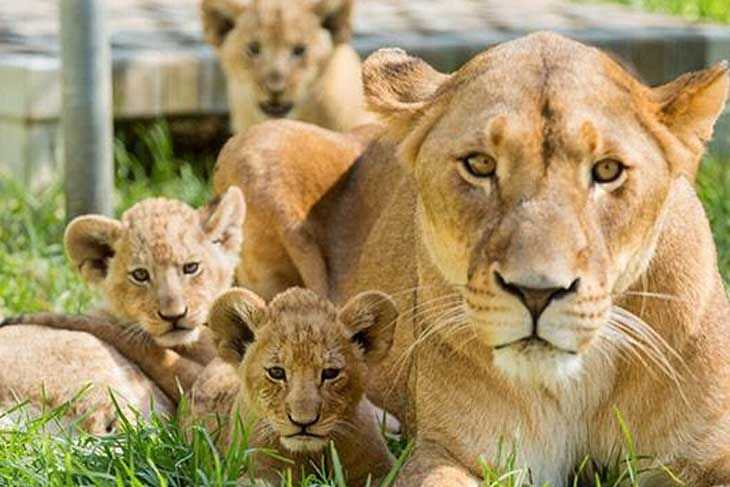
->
[[308, 0, 353, 44], [338, 291, 398, 366], [208, 287, 267, 364], [654, 61, 729, 174], [201, 0, 247, 47], [64, 215, 124, 285], [199, 187, 246, 256]]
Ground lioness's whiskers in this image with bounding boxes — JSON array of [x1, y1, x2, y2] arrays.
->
[[612, 306, 687, 370], [616, 290, 682, 302], [604, 307, 689, 404], [608, 321, 679, 383]]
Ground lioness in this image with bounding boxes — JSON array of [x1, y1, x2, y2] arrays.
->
[[0, 189, 245, 430], [201, 0, 371, 133], [195, 286, 395, 485], [213, 32, 730, 486]]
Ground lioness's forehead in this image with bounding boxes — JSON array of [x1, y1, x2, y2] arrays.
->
[[449, 32, 641, 106], [119, 198, 204, 264], [430, 33, 652, 161]]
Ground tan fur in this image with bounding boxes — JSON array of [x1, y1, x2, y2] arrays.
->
[[213, 32, 730, 486], [1, 190, 245, 424], [201, 0, 372, 133], [212, 120, 373, 299], [196, 287, 395, 485]]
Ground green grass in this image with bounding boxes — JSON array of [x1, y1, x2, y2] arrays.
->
[[602, 0, 730, 23], [0, 122, 728, 485]]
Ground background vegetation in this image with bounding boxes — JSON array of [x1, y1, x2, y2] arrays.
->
[[604, 0, 729, 22]]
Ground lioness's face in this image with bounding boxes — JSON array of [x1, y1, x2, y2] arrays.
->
[[363, 34, 728, 385], [416, 81, 669, 382], [216, 1, 333, 119], [65, 190, 245, 347]]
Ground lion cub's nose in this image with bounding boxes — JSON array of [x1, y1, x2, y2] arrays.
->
[[157, 307, 188, 327], [287, 411, 320, 429], [495, 272, 580, 322]]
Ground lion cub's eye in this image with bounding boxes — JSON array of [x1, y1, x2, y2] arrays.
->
[[292, 44, 307, 57], [592, 159, 625, 184], [247, 41, 261, 57], [321, 368, 341, 382], [461, 153, 497, 179], [129, 268, 150, 284], [266, 367, 286, 381], [182, 262, 200, 275]]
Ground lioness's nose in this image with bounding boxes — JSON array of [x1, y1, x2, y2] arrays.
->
[[495, 272, 580, 322]]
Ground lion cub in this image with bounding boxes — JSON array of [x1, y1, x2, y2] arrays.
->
[[200, 286, 396, 485], [0, 189, 245, 430], [201, 0, 372, 132]]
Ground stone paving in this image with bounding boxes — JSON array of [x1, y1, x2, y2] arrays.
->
[[1, 0, 730, 182]]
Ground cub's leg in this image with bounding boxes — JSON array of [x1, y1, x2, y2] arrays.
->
[[1, 313, 202, 402], [396, 443, 480, 487]]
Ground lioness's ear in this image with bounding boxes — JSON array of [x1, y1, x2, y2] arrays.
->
[[338, 291, 398, 366], [308, 0, 353, 44], [64, 215, 123, 285], [199, 187, 246, 256], [201, 0, 246, 47], [208, 287, 267, 364], [654, 61, 729, 175], [363, 49, 449, 128]]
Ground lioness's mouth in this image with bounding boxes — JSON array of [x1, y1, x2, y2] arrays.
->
[[495, 336, 577, 355], [259, 101, 294, 118]]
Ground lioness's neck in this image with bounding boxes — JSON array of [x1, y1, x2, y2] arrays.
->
[[621, 178, 727, 352]]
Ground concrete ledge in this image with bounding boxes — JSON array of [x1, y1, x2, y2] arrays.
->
[[1, 0, 729, 182]]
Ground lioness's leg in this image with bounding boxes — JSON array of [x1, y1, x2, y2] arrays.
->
[[395, 443, 480, 487]]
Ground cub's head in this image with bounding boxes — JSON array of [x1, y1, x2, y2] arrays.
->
[[65, 188, 245, 347], [363, 33, 729, 385], [201, 0, 352, 121], [208, 287, 396, 453]]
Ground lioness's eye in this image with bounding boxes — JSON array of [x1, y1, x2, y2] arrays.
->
[[461, 153, 497, 179], [592, 159, 625, 184], [267, 366, 286, 381], [321, 368, 340, 381], [292, 44, 307, 57], [182, 262, 200, 275], [247, 41, 261, 57], [129, 268, 150, 283]]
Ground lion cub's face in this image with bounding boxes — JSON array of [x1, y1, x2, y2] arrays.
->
[[363, 34, 729, 385], [208, 287, 396, 453], [202, 0, 341, 120], [64, 188, 245, 347]]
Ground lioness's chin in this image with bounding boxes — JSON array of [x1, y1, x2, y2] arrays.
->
[[153, 327, 201, 348], [493, 344, 584, 386], [280, 435, 328, 453]]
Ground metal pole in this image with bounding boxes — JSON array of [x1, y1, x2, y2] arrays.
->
[[61, 0, 114, 219]]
